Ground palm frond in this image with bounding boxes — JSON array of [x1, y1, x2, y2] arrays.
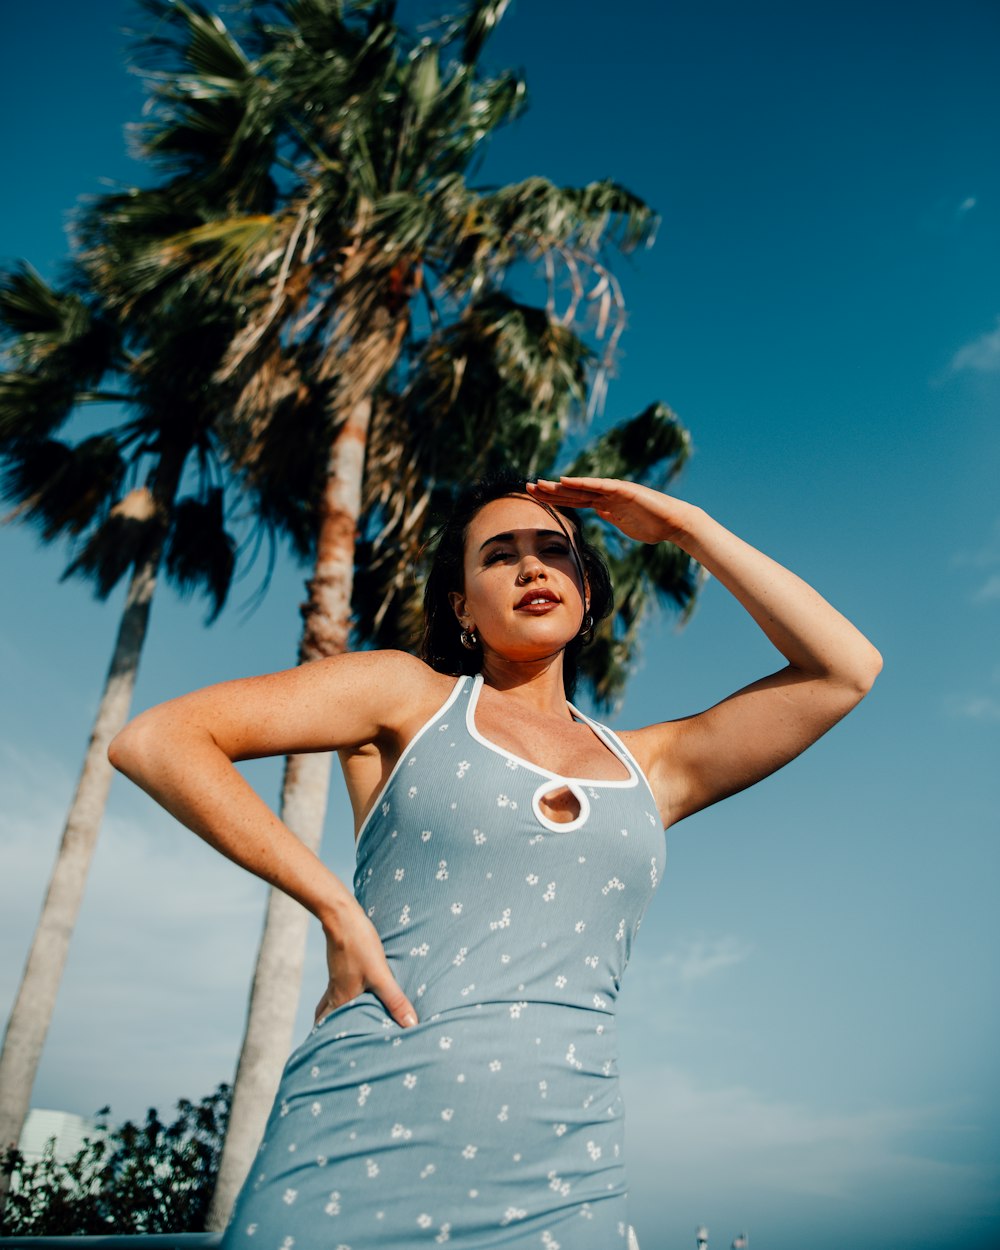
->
[[0, 267, 122, 442], [0, 374, 84, 444], [103, 214, 287, 314], [472, 176, 657, 263], [217, 344, 332, 558], [0, 264, 88, 343], [1, 435, 125, 538], [163, 486, 237, 620], [75, 187, 205, 276], [566, 402, 692, 486], [564, 403, 698, 708], [406, 41, 440, 129], [0, 265, 119, 379], [410, 60, 526, 184], [417, 291, 589, 419], [454, 0, 513, 67], [125, 0, 277, 215], [61, 487, 164, 599]]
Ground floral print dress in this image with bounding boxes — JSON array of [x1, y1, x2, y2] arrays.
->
[[222, 674, 665, 1249]]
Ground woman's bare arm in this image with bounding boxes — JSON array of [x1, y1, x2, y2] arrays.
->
[[108, 648, 439, 1024], [527, 477, 882, 826]]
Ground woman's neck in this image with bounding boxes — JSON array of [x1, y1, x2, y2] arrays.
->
[[478, 652, 572, 718]]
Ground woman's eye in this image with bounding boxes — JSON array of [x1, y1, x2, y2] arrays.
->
[[483, 544, 569, 565]]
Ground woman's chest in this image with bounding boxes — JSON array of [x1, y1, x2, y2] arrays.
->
[[471, 705, 630, 783]]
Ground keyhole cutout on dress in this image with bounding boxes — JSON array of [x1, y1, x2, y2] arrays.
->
[[537, 784, 582, 824], [530, 778, 590, 833]]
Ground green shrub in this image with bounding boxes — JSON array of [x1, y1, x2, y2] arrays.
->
[[0, 1085, 231, 1234]]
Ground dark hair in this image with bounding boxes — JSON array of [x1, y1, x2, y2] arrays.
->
[[420, 469, 613, 700]]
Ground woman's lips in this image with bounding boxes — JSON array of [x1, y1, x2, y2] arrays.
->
[[515, 596, 560, 613]]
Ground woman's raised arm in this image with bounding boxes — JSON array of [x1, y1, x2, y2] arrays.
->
[[527, 477, 882, 826]]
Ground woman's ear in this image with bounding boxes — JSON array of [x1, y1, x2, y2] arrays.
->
[[448, 589, 469, 625]]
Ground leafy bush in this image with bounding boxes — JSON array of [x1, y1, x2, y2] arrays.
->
[[0, 1085, 230, 1234]]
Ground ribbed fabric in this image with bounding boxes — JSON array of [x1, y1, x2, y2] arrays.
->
[[223, 674, 665, 1249]]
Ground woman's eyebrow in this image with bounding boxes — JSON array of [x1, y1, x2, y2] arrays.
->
[[478, 528, 568, 552]]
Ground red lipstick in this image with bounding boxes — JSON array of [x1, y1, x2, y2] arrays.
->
[[515, 589, 560, 610]]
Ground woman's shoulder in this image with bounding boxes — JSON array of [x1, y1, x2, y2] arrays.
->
[[311, 650, 461, 726], [312, 648, 453, 687]]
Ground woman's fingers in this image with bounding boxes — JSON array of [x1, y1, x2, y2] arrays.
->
[[529, 477, 619, 502], [319, 914, 419, 1028], [371, 972, 419, 1028], [313, 987, 338, 1024], [529, 476, 684, 544], [314, 976, 359, 1023], [528, 477, 635, 516], [313, 971, 417, 1029]]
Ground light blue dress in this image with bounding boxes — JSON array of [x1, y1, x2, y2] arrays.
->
[[222, 674, 665, 1248]]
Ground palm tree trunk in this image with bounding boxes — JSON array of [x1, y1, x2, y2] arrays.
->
[[207, 396, 372, 1231], [0, 552, 160, 1199]]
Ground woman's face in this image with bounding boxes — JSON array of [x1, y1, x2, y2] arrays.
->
[[449, 494, 589, 664]]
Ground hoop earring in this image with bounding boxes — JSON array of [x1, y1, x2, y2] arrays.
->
[[460, 627, 479, 650], [579, 612, 594, 642]]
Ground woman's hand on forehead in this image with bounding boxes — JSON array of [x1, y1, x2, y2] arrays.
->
[[527, 477, 687, 546]]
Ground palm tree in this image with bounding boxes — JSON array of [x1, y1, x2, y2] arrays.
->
[[82, 0, 700, 1222], [0, 0, 286, 1188], [0, 254, 242, 1185]]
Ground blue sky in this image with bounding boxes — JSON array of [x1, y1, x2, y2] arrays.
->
[[2, 2, 999, 1248]]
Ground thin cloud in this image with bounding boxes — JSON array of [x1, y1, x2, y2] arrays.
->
[[950, 317, 1000, 374], [623, 1063, 999, 1246], [921, 195, 980, 235], [947, 694, 1000, 723], [972, 573, 1000, 603], [952, 519, 1000, 568], [652, 936, 753, 985], [952, 521, 1000, 605]]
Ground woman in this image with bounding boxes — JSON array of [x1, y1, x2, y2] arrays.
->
[[109, 473, 881, 1248]]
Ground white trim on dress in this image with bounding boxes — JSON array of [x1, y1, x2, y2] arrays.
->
[[354, 674, 468, 853], [467, 673, 639, 789]]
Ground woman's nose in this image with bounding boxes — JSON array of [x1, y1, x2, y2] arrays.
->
[[516, 561, 545, 584]]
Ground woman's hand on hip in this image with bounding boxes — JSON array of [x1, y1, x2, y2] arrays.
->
[[315, 902, 418, 1029], [526, 476, 697, 546]]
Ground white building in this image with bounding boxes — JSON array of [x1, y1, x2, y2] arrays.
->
[[17, 1108, 98, 1164]]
